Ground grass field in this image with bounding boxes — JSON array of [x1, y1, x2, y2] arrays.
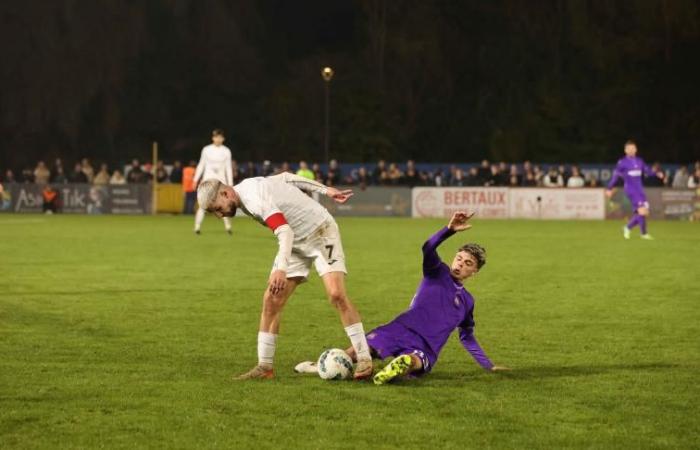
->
[[1, 214, 698, 449]]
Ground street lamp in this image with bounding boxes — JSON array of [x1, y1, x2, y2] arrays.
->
[[321, 66, 334, 164]]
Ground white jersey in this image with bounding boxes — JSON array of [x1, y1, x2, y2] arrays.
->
[[234, 173, 332, 240], [194, 144, 233, 185]]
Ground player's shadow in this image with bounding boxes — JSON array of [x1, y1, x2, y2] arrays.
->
[[422, 362, 682, 383]]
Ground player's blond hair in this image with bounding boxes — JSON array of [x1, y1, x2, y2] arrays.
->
[[197, 179, 223, 212]]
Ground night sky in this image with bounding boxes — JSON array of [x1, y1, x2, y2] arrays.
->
[[1, 0, 699, 169]]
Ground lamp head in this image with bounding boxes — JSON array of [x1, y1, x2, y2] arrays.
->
[[322, 66, 334, 82]]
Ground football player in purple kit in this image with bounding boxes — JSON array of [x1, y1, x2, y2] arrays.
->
[[605, 140, 663, 240], [295, 211, 509, 384]]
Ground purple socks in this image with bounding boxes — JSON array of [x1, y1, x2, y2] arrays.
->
[[639, 215, 647, 234], [627, 213, 648, 235], [627, 214, 640, 230]]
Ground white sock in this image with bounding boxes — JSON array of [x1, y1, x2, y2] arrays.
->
[[345, 322, 371, 361], [194, 208, 205, 230], [223, 216, 231, 230], [257, 332, 277, 368]]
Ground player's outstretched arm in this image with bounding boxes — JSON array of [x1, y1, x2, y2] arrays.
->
[[276, 172, 353, 204], [276, 172, 328, 194], [458, 325, 509, 372], [422, 211, 474, 276], [325, 186, 353, 204], [448, 211, 475, 232]]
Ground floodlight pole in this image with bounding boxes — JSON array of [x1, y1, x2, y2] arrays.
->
[[322, 67, 334, 164]]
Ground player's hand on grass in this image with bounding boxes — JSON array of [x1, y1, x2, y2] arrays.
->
[[268, 270, 287, 295], [605, 189, 613, 199], [490, 365, 511, 372], [326, 187, 354, 204], [448, 211, 475, 232]]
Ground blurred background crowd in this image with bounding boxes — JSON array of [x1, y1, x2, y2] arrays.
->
[[2, 157, 700, 190]]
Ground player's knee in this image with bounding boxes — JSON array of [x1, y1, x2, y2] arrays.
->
[[327, 290, 349, 309], [262, 294, 285, 316]]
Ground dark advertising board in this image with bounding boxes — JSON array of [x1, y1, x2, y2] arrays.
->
[[605, 188, 696, 220], [1, 183, 151, 214], [320, 187, 411, 217]]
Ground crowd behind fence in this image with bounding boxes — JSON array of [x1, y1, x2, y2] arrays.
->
[[3, 157, 700, 190]]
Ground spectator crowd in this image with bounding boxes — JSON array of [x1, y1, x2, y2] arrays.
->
[[2, 157, 700, 190]]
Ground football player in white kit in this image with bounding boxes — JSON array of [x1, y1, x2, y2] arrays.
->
[[197, 173, 374, 380], [193, 129, 233, 235]]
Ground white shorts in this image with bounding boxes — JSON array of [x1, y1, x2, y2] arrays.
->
[[275, 219, 347, 280]]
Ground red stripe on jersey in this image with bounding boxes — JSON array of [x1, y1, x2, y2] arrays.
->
[[264, 212, 288, 231]]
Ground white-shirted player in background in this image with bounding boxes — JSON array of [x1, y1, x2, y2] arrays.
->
[[193, 129, 233, 235], [197, 173, 374, 380]]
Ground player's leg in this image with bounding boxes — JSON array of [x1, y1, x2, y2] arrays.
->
[[321, 272, 374, 379], [624, 198, 640, 237], [184, 191, 195, 214], [637, 202, 653, 239], [238, 253, 310, 380], [624, 195, 644, 239], [236, 277, 303, 380], [194, 207, 205, 234], [322, 272, 361, 327], [222, 216, 232, 235], [373, 353, 423, 385], [624, 213, 639, 239], [259, 276, 303, 334], [311, 220, 374, 379]]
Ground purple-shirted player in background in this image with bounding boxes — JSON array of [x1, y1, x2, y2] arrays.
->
[[606, 140, 663, 240], [295, 211, 509, 384]]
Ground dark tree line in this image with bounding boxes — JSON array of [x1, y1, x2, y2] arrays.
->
[[1, 0, 699, 170]]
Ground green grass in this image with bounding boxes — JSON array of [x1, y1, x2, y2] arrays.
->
[[1, 215, 698, 449]]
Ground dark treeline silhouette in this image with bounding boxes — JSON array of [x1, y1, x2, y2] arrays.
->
[[1, 0, 699, 169]]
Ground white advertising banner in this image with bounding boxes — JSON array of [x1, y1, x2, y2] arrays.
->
[[509, 188, 605, 220], [412, 187, 509, 218]]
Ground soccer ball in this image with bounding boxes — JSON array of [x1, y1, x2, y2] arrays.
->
[[317, 348, 354, 380]]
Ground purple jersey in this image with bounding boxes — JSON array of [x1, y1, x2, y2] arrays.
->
[[368, 227, 493, 371], [607, 156, 654, 203]]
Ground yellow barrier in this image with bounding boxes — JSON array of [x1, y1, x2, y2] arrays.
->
[[156, 184, 185, 213]]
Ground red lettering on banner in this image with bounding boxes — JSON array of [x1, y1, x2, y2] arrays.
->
[[444, 190, 507, 206]]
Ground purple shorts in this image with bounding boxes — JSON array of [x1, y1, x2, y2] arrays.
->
[[366, 321, 436, 374], [626, 192, 649, 211]]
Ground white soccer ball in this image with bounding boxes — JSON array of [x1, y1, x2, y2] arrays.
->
[[317, 348, 354, 380]]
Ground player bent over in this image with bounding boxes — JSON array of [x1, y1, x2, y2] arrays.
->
[[295, 211, 509, 384], [197, 173, 374, 380]]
